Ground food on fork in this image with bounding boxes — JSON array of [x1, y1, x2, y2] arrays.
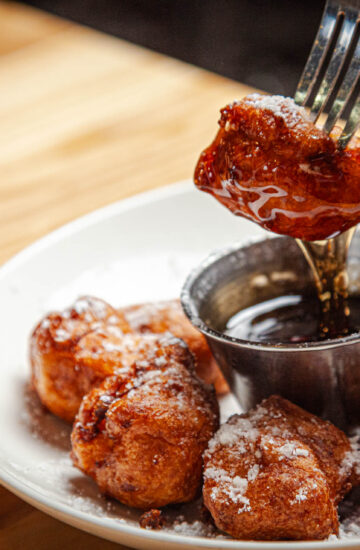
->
[[120, 299, 228, 395], [30, 296, 130, 422], [203, 395, 359, 540], [194, 94, 360, 241], [71, 334, 219, 509]]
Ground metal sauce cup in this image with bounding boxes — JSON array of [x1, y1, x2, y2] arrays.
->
[[181, 234, 360, 431]]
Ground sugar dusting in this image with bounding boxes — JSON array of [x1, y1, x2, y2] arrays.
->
[[340, 435, 360, 479], [204, 399, 360, 539], [15, 385, 223, 536], [16, 381, 360, 540], [205, 467, 250, 510], [171, 519, 217, 537], [243, 93, 309, 129], [276, 441, 310, 459], [25, 301, 360, 542], [337, 487, 360, 539]]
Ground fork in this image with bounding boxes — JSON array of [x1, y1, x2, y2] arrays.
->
[[293, 0, 360, 324], [294, 0, 360, 150]]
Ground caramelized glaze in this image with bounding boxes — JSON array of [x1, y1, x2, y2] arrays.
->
[[194, 94, 360, 241]]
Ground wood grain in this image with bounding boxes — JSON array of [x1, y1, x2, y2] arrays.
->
[[0, 2, 253, 265], [0, 2, 254, 549]]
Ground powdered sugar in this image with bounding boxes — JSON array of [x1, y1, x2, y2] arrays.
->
[[243, 93, 309, 129], [53, 328, 71, 342], [73, 297, 108, 319], [205, 467, 250, 512], [154, 355, 167, 367], [40, 318, 51, 329], [247, 464, 259, 482], [203, 396, 360, 540], [276, 441, 310, 460], [101, 340, 125, 353], [340, 436, 360, 478], [292, 487, 309, 504], [207, 415, 259, 454], [171, 520, 216, 536], [17, 384, 360, 541]]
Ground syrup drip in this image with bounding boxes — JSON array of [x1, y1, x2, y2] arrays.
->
[[296, 229, 355, 338], [224, 230, 357, 343]]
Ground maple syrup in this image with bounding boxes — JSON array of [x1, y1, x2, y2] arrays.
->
[[225, 293, 360, 344]]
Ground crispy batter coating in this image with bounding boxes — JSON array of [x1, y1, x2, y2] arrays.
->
[[194, 94, 360, 241], [71, 334, 219, 509], [30, 295, 226, 422], [120, 299, 228, 395], [74, 328, 184, 374], [203, 395, 359, 541], [30, 296, 130, 422]]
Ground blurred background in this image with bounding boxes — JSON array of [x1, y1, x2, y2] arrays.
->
[[0, 0, 328, 264], [23, 0, 324, 96], [0, 2, 349, 549]]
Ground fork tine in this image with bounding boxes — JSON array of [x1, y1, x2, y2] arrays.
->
[[337, 92, 360, 149], [294, 0, 340, 106], [324, 33, 360, 133], [309, 6, 358, 122]]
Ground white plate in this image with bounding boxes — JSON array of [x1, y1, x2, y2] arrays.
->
[[1, 181, 359, 550]]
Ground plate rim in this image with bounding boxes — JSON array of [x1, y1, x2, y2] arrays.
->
[[0, 180, 359, 549]]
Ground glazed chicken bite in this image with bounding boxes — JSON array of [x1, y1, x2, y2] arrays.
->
[[203, 395, 359, 541], [30, 296, 130, 422], [120, 299, 228, 395], [71, 334, 219, 509], [194, 94, 360, 241]]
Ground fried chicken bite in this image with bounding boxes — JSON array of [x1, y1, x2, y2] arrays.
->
[[203, 395, 359, 541], [30, 296, 130, 422], [120, 299, 228, 395], [71, 334, 219, 509], [194, 94, 360, 241]]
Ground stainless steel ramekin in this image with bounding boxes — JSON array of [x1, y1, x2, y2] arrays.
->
[[181, 234, 360, 431]]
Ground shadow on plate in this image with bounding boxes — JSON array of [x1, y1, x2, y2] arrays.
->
[[22, 381, 71, 452], [66, 473, 217, 533], [67, 474, 137, 519]]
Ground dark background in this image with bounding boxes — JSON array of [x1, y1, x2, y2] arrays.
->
[[23, 0, 325, 96]]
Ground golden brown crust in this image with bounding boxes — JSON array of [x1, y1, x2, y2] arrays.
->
[[120, 299, 229, 395], [30, 295, 227, 423], [203, 395, 358, 541], [71, 335, 220, 509], [30, 296, 130, 422], [194, 94, 360, 241], [74, 327, 194, 377]]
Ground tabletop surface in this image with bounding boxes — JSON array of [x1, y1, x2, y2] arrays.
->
[[0, 2, 254, 549]]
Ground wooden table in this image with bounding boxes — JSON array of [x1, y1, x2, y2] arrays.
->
[[0, 2, 254, 548]]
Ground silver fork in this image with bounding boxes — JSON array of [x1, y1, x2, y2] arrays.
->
[[294, 0, 360, 150], [294, 1, 360, 324]]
